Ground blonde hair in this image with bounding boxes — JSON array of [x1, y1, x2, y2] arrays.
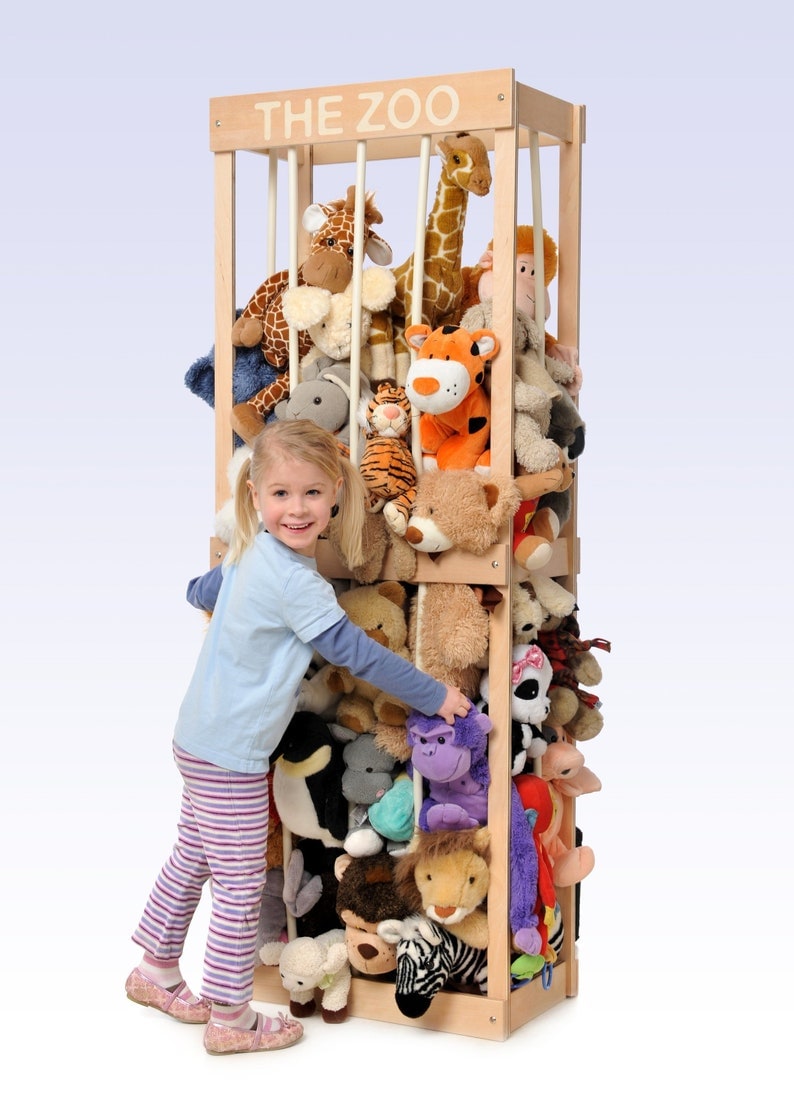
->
[[227, 420, 368, 568]]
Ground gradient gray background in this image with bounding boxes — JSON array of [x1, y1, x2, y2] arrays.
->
[[2, 3, 789, 1105]]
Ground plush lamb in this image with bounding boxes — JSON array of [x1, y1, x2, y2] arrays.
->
[[259, 928, 352, 1023]]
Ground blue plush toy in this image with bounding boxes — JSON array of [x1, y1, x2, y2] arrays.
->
[[184, 315, 281, 410]]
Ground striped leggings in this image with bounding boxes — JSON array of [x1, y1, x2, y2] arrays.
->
[[132, 743, 269, 1005]]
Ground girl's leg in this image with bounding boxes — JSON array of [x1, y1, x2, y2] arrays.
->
[[127, 743, 213, 1021], [172, 747, 303, 1052], [132, 756, 211, 960], [172, 744, 268, 1006]]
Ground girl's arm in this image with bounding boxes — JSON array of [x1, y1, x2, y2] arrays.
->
[[186, 563, 224, 612], [310, 617, 469, 723]]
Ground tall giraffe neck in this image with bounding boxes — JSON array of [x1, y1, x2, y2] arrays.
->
[[426, 172, 470, 263]]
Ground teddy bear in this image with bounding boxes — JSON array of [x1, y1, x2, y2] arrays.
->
[[512, 453, 575, 573], [405, 705, 493, 832], [392, 828, 491, 950], [334, 852, 414, 975], [401, 468, 521, 575], [538, 612, 610, 740], [323, 581, 412, 734], [459, 224, 583, 398], [259, 928, 352, 1023], [403, 322, 497, 471], [407, 582, 492, 701]]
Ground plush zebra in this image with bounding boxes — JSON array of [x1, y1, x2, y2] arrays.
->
[[377, 914, 488, 1018]]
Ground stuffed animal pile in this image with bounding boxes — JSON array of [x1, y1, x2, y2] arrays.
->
[[183, 153, 609, 1024]]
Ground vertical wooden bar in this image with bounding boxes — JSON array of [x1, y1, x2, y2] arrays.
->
[[556, 105, 584, 355], [485, 120, 519, 1012], [214, 150, 236, 512], [556, 102, 584, 998]]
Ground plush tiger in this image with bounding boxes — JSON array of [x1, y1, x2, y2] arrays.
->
[[359, 383, 417, 536]]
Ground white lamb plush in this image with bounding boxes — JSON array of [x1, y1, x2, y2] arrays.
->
[[259, 928, 351, 1023]]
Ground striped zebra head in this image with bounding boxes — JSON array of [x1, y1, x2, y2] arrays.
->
[[377, 914, 487, 1018]]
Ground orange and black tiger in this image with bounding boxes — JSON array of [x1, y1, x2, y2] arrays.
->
[[359, 383, 417, 535]]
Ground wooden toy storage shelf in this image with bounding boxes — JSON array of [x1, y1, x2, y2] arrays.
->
[[208, 68, 585, 1042]]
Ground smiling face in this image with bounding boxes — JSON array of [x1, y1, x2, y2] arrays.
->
[[249, 450, 341, 558]]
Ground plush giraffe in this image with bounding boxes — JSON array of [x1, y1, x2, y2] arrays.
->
[[232, 186, 393, 371], [387, 132, 492, 383]]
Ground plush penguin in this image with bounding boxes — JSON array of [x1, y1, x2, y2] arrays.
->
[[271, 711, 349, 848]]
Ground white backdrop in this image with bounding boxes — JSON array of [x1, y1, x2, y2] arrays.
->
[[1, 4, 791, 1106]]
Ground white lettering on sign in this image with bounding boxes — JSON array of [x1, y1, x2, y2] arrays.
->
[[253, 83, 461, 142]]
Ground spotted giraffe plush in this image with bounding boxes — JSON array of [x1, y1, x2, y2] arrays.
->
[[387, 132, 492, 382], [232, 185, 393, 371]]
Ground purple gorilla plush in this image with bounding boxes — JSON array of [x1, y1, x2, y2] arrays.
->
[[405, 705, 493, 831]]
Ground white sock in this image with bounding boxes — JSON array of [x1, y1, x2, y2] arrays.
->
[[139, 954, 202, 1004], [210, 1002, 260, 1030]]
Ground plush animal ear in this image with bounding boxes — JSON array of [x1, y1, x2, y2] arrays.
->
[[376, 919, 408, 945], [476, 248, 494, 271], [405, 323, 432, 351], [469, 328, 499, 360], [302, 201, 333, 234], [365, 233, 393, 266]]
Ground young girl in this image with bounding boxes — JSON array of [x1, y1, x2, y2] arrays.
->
[[126, 419, 472, 1055]]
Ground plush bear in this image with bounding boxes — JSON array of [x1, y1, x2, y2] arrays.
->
[[324, 581, 412, 734], [538, 612, 611, 740], [401, 468, 521, 573], [404, 322, 497, 471], [512, 455, 575, 573], [334, 852, 414, 975], [407, 582, 492, 701], [259, 928, 351, 1023], [184, 313, 279, 420]]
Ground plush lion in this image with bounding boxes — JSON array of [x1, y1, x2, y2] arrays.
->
[[393, 828, 491, 950]]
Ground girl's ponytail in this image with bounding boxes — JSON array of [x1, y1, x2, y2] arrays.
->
[[227, 453, 259, 564], [333, 453, 368, 569]]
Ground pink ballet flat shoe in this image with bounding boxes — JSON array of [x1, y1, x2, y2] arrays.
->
[[204, 1011, 304, 1055], [125, 968, 211, 1024]]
